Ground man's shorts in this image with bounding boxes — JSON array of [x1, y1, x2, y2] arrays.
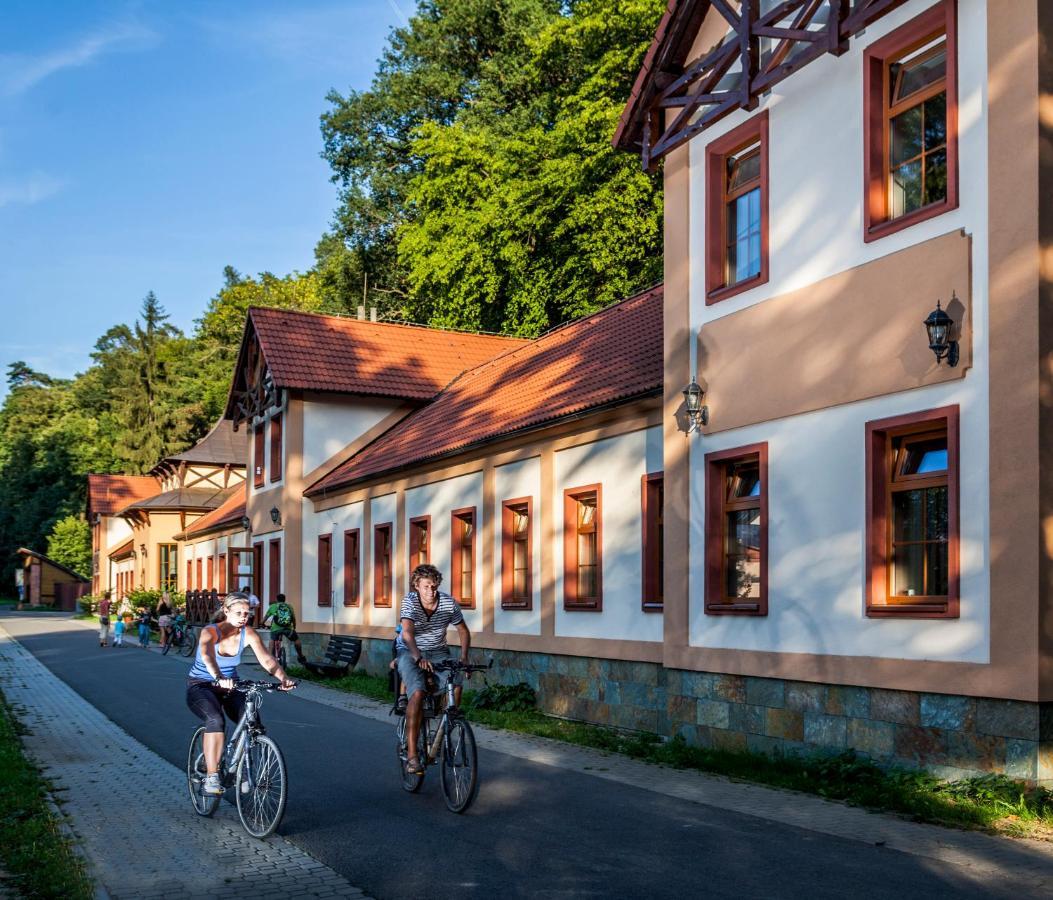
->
[[270, 627, 299, 642], [396, 648, 462, 697]]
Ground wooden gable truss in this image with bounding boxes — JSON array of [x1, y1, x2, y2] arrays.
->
[[639, 0, 910, 170], [229, 324, 279, 433]]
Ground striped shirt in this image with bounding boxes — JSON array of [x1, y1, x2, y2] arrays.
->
[[399, 591, 464, 652]]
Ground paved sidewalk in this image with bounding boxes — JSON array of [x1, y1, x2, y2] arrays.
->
[[0, 623, 371, 900], [66, 617, 1053, 892]]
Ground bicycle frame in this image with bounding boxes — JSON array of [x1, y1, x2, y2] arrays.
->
[[221, 687, 264, 782]]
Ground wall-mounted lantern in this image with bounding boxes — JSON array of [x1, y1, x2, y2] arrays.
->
[[683, 376, 709, 433], [139, 543, 147, 558], [924, 296, 959, 367], [270, 506, 282, 526], [240, 515, 251, 533]]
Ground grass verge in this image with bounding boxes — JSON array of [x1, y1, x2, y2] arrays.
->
[[288, 664, 1053, 839], [0, 689, 94, 899]]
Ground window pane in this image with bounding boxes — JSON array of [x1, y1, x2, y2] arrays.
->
[[893, 490, 924, 542], [578, 497, 596, 528], [727, 145, 760, 190], [923, 93, 946, 150], [890, 160, 922, 218], [892, 541, 924, 596], [892, 45, 946, 104], [926, 486, 948, 541], [577, 565, 597, 600], [725, 508, 761, 599], [890, 106, 923, 165], [924, 148, 948, 206], [514, 511, 528, 534], [727, 459, 761, 500], [727, 188, 761, 284], [901, 437, 948, 475], [926, 541, 949, 596]]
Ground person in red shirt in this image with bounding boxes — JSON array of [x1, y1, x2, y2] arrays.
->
[[97, 592, 112, 647]]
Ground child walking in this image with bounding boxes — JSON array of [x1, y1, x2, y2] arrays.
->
[[113, 615, 126, 647], [137, 608, 151, 648]]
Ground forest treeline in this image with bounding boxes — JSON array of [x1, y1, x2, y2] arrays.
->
[[0, 0, 664, 589]]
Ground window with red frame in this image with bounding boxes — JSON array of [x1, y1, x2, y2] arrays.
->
[[269, 413, 283, 482], [409, 516, 430, 569], [451, 508, 476, 608], [705, 111, 769, 303], [501, 499, 532, 610], [865, 406, 959, 618], [863, 0, 957, 241], [705, 444, 768, 616], [253, 425, 264, 488], [343, 529, 360, 606], [268, 538, 281, 603], [218, 553, 227, 594], [564, 486, 602, 610], [206, 555, 214, 591], [373, 524, 392, 607], [641, 474, 664, 611], [317, 534, 332, 607]]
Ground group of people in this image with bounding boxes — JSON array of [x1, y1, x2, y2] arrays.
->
[[96, 591, 186, 650]]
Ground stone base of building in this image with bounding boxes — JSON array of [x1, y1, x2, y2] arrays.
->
[[306, 632, 1052, 785]]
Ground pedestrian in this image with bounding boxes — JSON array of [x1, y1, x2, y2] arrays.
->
[[157, 591, 173, 650], [247, 590, 261, 626], [137, 607, 151, 648], [114, 614, 126, 647], [98, 591, 112, 647]]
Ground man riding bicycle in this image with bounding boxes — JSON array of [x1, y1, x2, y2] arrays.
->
[[262, 593, 307, 666], [397, 564, 471, 776]]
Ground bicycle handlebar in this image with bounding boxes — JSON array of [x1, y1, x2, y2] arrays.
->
[[429, 658, 494, 673], [214, 679, 297, 692]]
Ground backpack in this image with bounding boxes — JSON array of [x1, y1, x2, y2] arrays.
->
[[274, 603, 293, 627]]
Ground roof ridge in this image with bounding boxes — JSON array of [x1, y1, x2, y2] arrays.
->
[[247, 306, 528, 342]]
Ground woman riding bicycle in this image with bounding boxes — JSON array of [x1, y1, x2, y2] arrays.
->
[[185, 592, 295, 795]]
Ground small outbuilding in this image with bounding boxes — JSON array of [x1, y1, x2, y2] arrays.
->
[[16, 548, 90, 611]]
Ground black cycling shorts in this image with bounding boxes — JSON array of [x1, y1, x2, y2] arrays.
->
[[186, 680, 247, 734]]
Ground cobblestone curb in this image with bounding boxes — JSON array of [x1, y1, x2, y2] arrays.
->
[[73, 616, 1053, 890], [0, 622, 371, 900]]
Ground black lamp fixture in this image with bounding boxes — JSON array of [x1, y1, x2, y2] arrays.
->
[[270, 506, 281, 526], [924, 295, 959, 367], [240, 515, 251, 532], [139, 543, 147, 558], [683, 376, 709, 433]]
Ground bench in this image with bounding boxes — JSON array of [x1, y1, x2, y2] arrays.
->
[[304, 635, 362, 678]]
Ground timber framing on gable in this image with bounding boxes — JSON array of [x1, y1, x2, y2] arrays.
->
[[617, 0, 911, 170], [228, 322, 279, 432]]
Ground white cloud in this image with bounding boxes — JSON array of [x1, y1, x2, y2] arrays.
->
[[0, 22, 157, 97], [0, 172, 66, 208]]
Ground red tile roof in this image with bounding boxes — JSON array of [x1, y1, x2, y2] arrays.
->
[[87, 474, 160, 519], [178, 491, 246, 539], [307, 286, 663, 496], [108, 539, 134, 560], [244, 307, 529, 401]]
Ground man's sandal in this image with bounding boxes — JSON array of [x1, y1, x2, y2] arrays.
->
[[405, 756, 424, 775]]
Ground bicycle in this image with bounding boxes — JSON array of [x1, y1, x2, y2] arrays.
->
[[186, 679, 294, 838], [162, 620, 194, 656], [269, 633, 288, 671], [395, 658, 491, 814]]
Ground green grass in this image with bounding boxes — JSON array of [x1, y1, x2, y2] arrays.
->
[[290, 665, 1053, 838], [0, 690, 94, 899]]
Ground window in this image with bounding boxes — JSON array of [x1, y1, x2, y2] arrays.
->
[[451, 508, 476, 608], [269, 413, 283, 482], [563, 486, 603, 610], [343, 529, 360, 607], [705, 111, 769, 303], [373, 523, 392, 607], [253, 425, 265, 488], [196, 558, 203, 592], [863, 0, 957, 241], [409, 516, 430, 569], [218, 553, 226, 593], [501, 498, 532, 610], [206, 555, 214, 590], [641, 474, 664, 611], [253, 543, 264, 600], [317, 534, 332, 607], [186, 559, 192, 591], [866, 405, 959, 618], [705, 444, 768, 616], [158, 544, 178, 592], [268, 538, 281, 603]]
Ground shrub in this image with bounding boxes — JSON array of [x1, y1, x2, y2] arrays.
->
[[466, 681, 537, 713]]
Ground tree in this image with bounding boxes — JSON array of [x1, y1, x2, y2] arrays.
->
[[46, 515, 92, 578]]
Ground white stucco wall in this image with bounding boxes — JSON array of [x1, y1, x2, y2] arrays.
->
[[404, 471, 485, 634], [554, 428, 664, 642], [686, 0, 990, 663], [493, 457, 542, 636], [301, 499, 367, 627], [301, 397, 403, 477], [106, 516, 132, 549]]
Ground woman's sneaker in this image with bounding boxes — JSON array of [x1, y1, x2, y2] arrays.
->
[[203, 773, 224, 795]]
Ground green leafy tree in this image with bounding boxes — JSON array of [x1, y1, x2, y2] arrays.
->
[[45, 515, 92, 578]]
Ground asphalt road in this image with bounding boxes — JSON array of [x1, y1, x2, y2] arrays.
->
[[2, 613, 1042, 899]]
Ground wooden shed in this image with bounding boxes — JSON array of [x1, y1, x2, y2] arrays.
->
[[17, 548, 90, 611]]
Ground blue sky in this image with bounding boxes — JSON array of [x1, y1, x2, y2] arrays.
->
[[0, 0, 406, 395]]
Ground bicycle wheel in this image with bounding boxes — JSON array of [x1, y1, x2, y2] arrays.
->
[[187, 726, 221, 817], [440, 718, 478, 813], [396, 718, 426, 793], [180, 626, 197, 657], [235, 735, 287, 838], [161, 631, 175, 656]]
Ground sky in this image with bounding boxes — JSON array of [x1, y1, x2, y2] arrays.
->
[[0, 0, 407, 396]]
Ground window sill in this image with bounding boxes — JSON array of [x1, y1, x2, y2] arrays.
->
[[705, 272, 768, 306], [642, 601, 664, 613], [867, 601, 956, 619], [500, 600, 532, 611], [705, 602, 766, 616], [864, 198, 957, 243], [564, 600, 602, 612]]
